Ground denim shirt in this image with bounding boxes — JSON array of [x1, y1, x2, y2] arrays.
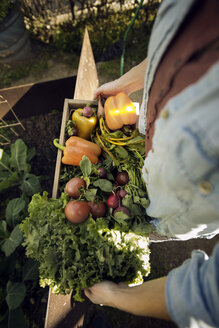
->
[[139, 0, 219, 240], [166, 243, 219, 328]]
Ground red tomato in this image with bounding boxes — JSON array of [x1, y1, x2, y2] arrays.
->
[[65, 177, 86, 198], [88, 201, 107, 218], [65, 200, 90, 223]]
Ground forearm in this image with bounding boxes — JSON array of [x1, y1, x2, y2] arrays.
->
[[94, 58, 148, 99], [117, 57, 148, 95], [109, 276, 170, 320]]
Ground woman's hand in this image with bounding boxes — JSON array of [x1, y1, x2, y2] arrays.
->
[[93, 58, 148, 100], [84, 281, 119, 307], [93, 79, 122, 100]]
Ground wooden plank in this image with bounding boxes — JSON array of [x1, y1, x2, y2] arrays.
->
[[74, 28, 99, 100]]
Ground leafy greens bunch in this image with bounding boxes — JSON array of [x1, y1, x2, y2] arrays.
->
[[20, 191, 150, 302]]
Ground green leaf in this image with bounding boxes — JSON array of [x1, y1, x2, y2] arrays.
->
[[140, 198, 149, 208], [80, 156, 92, 177], [106, 172, 114, 181], [20, 173, 41, 196], [84, 188, 97, 202], [22, 259, 39, 281], [0, 170, 10, 180], [127, 136, 144, 144], [26, 147, 36, 162], [6, 198, 26, 227], [10, 139, 28, 172], [114, 146, 128, 159], [132, 221, 154, 236], [1, 225, 23, 257], [93, 179, 113, 192], [8, 307, 28, 328], [6, 282, 26, 311], [114, 211, 130, 222], [107, 130, 124, 138], [0, 150, 10, 169], [0, 172, 20, 194], [0, 220, 9, 240]]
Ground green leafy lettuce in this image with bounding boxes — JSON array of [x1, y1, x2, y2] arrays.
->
[[20, 192, 150, 301]]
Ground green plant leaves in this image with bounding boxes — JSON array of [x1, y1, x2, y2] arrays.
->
[[6, 281, 26, 311], [6, 198, 26, 227], [0, 220, 9, 241], [20, 173, 41, 196], [10, 139, 28, 172], [26, 147, 36, 162], [93, 179, 113, 192], [1, 225, 23, 257], [22, 259, 39, 281], [80, 155, 92, 176]]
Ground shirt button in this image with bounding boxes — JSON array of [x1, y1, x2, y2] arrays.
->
[[198, 181, 212, 195], [161, 109, 169, 119]]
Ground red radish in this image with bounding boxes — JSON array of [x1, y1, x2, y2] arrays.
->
[[114, 206, 130, 217], [83, 106, 93, 117], [117, 189, 127, 199], [116, 171, 129, 186], [98, 167, 107, 178], [107, 192, 119, 208]]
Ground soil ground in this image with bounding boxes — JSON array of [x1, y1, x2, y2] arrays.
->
[[2, 40, 219, 328]]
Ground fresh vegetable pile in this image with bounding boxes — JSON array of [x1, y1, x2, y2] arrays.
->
[[20, 93, 152, 301]]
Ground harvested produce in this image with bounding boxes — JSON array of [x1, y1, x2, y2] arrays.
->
[[21, 94, 153, 303], [72, 108, 97, 139], [114, 206, 130, 217], [65, 200, 90, 223], [104, 92, 137, 130], [88, 201, 107, 218], [116, 171, 129, 186], [82, 106, 93, 117], [53, 136, 101, 165], [20, 192, 151, 301], [107, 192, 120, 208], [97, 167, 107, 178], [65, 177, 86, 198], [117, 189, 127, 199]]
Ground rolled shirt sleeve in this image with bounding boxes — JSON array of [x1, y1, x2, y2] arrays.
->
[[166, 243, 219, 327]]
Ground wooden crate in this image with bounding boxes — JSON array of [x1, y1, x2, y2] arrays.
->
[[52, 98, 98, 199]]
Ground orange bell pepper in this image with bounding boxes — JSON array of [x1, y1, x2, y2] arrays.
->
[[53, 137, 101, 166], [104, 92, 137, 130]]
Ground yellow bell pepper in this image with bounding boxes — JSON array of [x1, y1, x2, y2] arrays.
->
[[104, 92, 137, 130], [72, 109, 97, 140]]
